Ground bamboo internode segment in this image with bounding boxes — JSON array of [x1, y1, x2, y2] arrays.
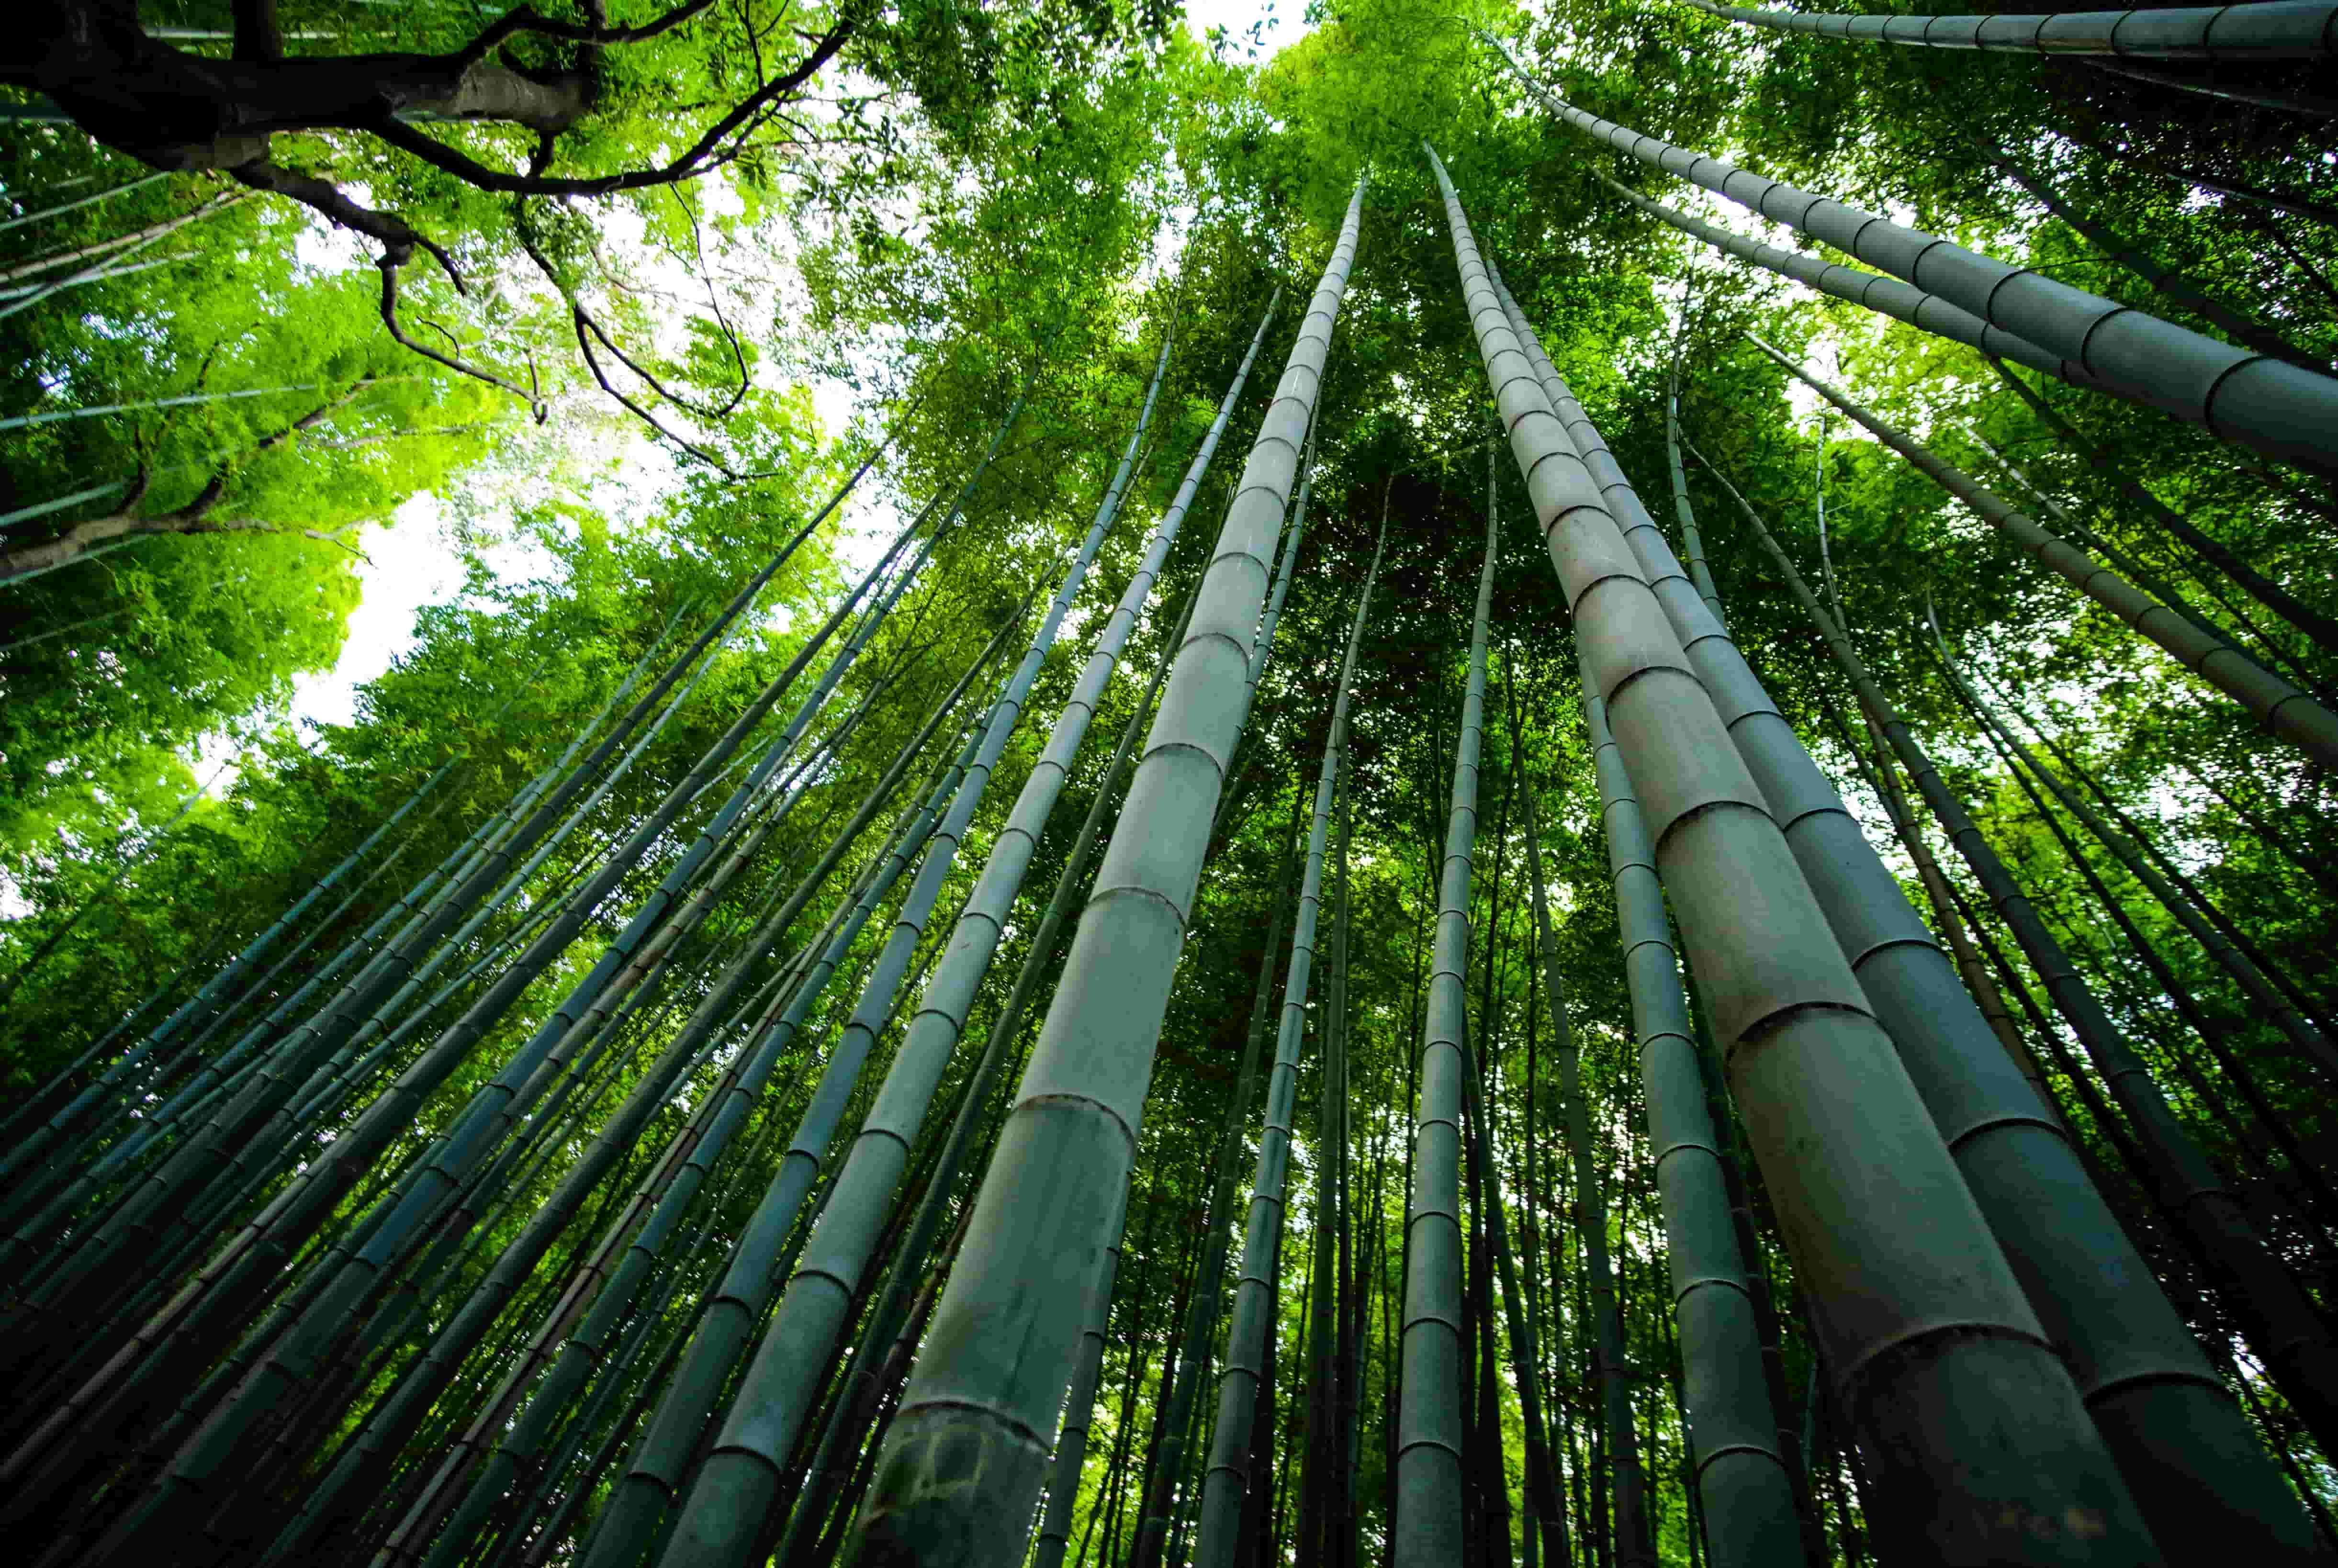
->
[[1749, 336, 2338, 774], [1726, 459, 2338, 1511], [848, 173, 1368, 1568], [1674, 433, 2327, 1561], [1429, 142, 2159, 1568], [1494, 43, 2338, 475], [1601, 177, 2113, 394], [1673, 0, 2338, 57]]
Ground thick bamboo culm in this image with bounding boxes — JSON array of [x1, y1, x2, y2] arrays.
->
[[1490, 41, 2338, 476], [1429, 142, 2159, 1567], [1716, 455, 2338, 1483], [1681, 445, 2324, 1562]]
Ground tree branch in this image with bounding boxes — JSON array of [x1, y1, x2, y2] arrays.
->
[[452, 0, 726, 66], [362, 11, 858, 197], [228, 159, 457, 280], [378, 262, 547, 420]]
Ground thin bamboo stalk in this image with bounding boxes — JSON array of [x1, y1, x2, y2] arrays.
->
[[1387, 428, 1500, 1568], [1749, 337, 2338, 773]]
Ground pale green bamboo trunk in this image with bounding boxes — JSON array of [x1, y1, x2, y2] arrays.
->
[[843, 174, 1369, 1567]]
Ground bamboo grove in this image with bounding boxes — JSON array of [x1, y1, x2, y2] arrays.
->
[[3, 1, 2337, 1565]]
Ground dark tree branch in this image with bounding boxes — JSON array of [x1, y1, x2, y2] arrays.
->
[[11, 0, 864, 439], [379, 263, 547, 420], [571, 315, 735, 470], [450, 0, 728, 67], [361, 11, 858, 196], [227, 159, 458, 281], [249, 378, 381, 455]]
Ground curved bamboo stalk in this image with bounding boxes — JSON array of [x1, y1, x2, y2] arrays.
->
[[2079, 55, 2337, 117], [1609, 175, 2113, 397], [0, 170, 169, 233], [1489, 43, 2338, 475], [1677, 443, 2323, 1562], [1430, 144, 2157, 1568], [2042, 719, 2338, 1037], [0, 192, 249, 322], [1750, 336, 2338, 772], [1192, 519, 1389, 1568], [1952, 420, 2320, 694], [1673, 0, 2338, 58], [845, 173, 1367, 1567], [1720, 467, 2338, 1479]]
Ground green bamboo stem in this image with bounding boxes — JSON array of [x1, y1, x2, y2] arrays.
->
[[1432, 143, 2157, 1567], [846, 175, 1367, 1567]]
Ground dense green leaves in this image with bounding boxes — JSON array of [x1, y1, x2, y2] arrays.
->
[[6, 0, 2338, 1562]]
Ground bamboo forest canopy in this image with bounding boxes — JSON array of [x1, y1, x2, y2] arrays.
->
[[2, 1, 2335, 1566]]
